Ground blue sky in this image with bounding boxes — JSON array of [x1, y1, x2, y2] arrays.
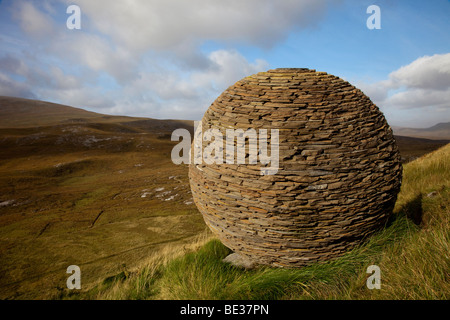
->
[[0, 0, 449, 127]]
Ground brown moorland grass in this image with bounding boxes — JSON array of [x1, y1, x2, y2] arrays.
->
[[0, 96, 447, 300], [0, 99, 199, 299], [73, 143, 449, 300]]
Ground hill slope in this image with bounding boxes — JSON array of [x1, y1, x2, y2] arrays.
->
[[0, 95, 447, 161], [0, 96, 193, 133], [393, 122, 450, 140], [394, 135, 449, 163], [0, 97, 199, 299], [66, 143, 449, 300], [0, 96, 105, 128], [0, 96, 448, 300]]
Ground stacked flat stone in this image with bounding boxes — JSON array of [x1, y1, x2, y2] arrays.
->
[[189, 68, 402, 268]]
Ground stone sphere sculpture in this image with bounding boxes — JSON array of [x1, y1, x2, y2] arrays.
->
[[189, 68, 402, 268]]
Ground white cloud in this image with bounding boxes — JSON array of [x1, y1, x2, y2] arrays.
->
[[97, 49, 269, 120], [389, 53, 450, 90], [357, 80, 390, 103], [71, 0, 333, 51], [49, 33, 139, 84], [389, 88, 449, 108], [192, 50, 268, 90], [42, 86, 115, 110], [0, 54, 29, 76], [0, 72, 35, 98], [2, 0, 334, 121], [359, 53, 450, 127], [0, 53, 81, 91], [12, 1, 55, 39]]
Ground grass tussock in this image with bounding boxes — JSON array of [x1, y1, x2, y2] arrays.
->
[[69, 144, 449, 300]]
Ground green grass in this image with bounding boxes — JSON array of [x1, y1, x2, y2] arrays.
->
[[71, 143, 449, 300], [3, 96, 446, 300], [86, 214, 415, 300]]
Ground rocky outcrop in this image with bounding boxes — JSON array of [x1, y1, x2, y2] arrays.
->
[[189, 68, 402, 268]]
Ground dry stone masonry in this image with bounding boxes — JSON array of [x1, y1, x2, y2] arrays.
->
[[189, 68, 402, 268]]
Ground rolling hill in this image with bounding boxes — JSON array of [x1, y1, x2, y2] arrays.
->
[[0, 96, 105, 128], [0, 96, 194, 133], [393, 122, 450, 140], [0, 96, 199, 299], [0, 95, 448, 299], [78, 143, 449, 300]]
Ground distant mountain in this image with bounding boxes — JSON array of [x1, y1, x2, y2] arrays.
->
[[426, 122, 450, 131], [0, 96, 104, 128], [393, 122, 450, 140], [0, 96, 193, 133]]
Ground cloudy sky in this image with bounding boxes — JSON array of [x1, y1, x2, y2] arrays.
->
[[0, 0, 449, 127]]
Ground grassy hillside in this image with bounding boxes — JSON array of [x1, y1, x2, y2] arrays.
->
[[0, 97, 199, 299], [64, 143, 449, 300], [0, 96, 193, 132], [395, 135, 450, 163], [0, 96, 448, 300]]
